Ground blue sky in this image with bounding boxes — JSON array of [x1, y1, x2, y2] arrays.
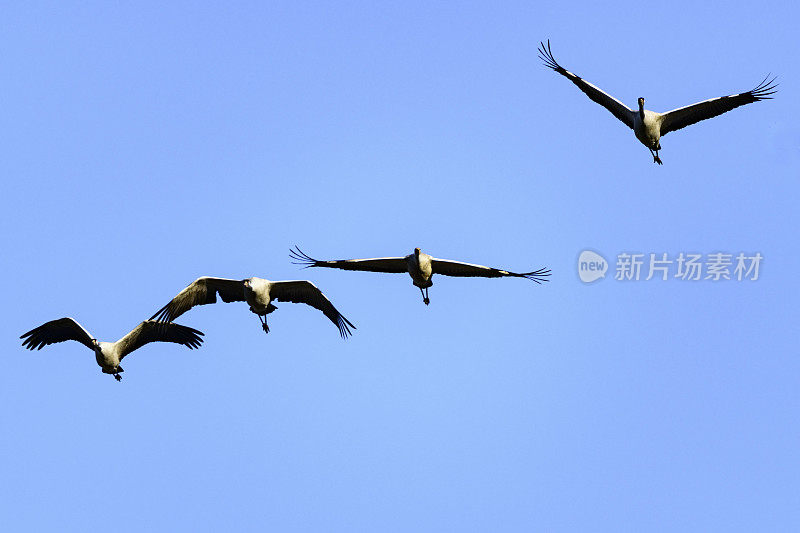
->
[[1, 1, 798, 531]]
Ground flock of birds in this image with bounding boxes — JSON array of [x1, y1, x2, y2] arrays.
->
[[21, 247, 551, 381], [20, 42, 777, 380]]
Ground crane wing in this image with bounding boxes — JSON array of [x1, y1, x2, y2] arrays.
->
[[539, 40, 635, 129], [150, 277, 245, 323], [116, 321, 204, 360], [660, 75, 777, 136], [269, 280, 356, 338], [432, 258, 551, 284], [20, 317, 96, 351], [290, 246, 407, 274]]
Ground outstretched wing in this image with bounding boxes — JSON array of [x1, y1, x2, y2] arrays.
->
[[20, 317, 96, 351], [116, 320, 204, 359], [290, 246, 407, 274], [269, 280, 356, 339], [660, 75, 777, 136], [539, 40, 635, 129], [432, 258, 551, 284], [150, 277, 245, 323]]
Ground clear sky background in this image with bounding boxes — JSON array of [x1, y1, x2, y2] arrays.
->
[[1, 1, 797, 531]]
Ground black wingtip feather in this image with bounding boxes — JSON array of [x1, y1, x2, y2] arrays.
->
[[337, 314, 356, 339], [289, 245, 320, 268], [20, 326, 49, 350], [170, 322, 204, 349], [149, 303, 171, 323], [538, 39, 563, 72], [521, 267, 552, 284], [750, 74, 778, 100]]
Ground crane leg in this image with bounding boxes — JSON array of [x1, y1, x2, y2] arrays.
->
[[419, 287, 431, 305], [258, 314, 270, 334], [649, 148, 663, 165]]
